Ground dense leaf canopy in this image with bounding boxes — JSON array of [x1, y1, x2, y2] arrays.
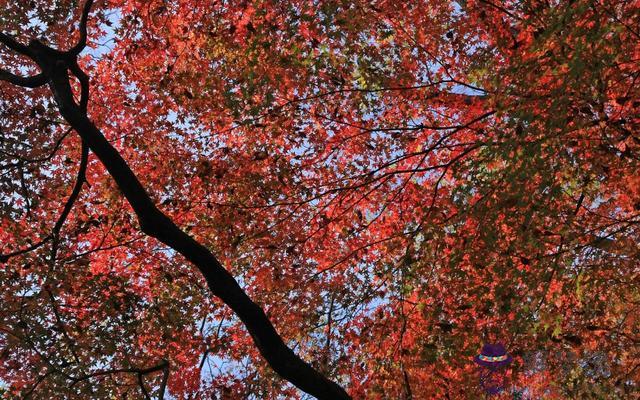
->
[[0, 0, 639, 398]]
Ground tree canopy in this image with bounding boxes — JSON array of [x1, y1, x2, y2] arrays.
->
[[0, 0, 639, 398]]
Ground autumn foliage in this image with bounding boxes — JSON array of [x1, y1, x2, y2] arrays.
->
[[1, 0, 639, 399]]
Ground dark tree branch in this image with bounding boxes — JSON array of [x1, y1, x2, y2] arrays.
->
[[0, 69, 46, 88], [69, 0, 95, 55], [18, 166, 33, 217], [44, 287, 81, 364], [137, 372, 152, 400], [2, 8, 350, 399], [69, 360, 169, 387], [22, 369, 57, 399], [53, 141, 89, 235], [0, 237, 50, 264], [0, 32, 33, 57], [478, 0, 522, 21], [158, 361, 170, 400], [0, 139, 88, 265], [50, 140, 89, 266]]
